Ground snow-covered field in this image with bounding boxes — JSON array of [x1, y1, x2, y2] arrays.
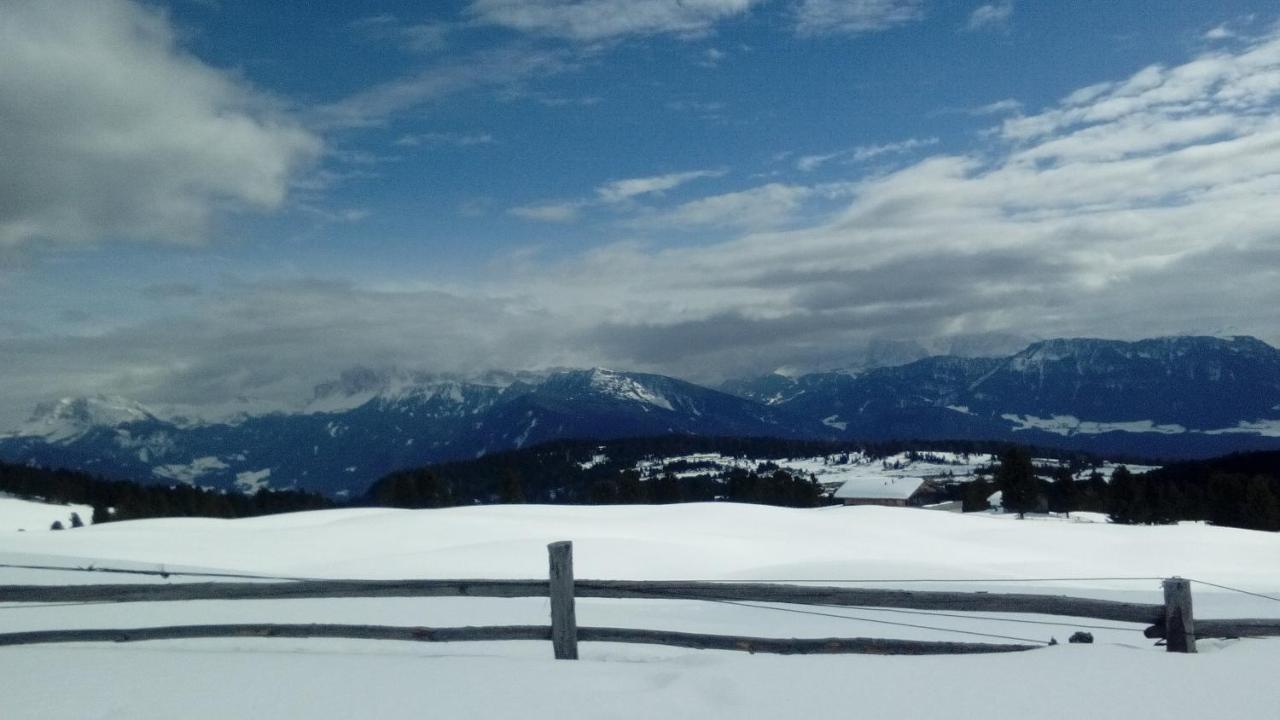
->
[[0, 495, 92, 532], [2, 504, 1279, 718], [633, 450, 1158, 497]]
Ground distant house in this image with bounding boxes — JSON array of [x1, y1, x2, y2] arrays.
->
[[834, 476, 934, 507]]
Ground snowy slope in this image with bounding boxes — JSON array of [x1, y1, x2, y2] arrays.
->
[[0, 495, 92, 532], [1, 505, 1278, 718], [0, 504, 1278, 718]]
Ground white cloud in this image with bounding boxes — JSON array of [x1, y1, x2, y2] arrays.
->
[[395, 132, 496, 147], [635, 183, 814, 229], [965, 1, 1013, 32], [795, 0, 924, 35], [511, 169, 723, 222], [468, 0, 763, 41], [351, 14, 450, 53], [11, 16, 1280, 412], [0, 279, 578, 429], [509, 29, 1280, 375], [0, 0, 321, 249], [795, 137, 939, 171], [972, 99, 1023, 115], [510, 201, 585, 222], [1205, 24, 1234, 41], [596, 170, 725, 203], [698, 48, 727, 67], [316, 47, 567, 129]]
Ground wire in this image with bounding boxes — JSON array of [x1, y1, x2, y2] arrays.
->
[[0, 562, 1165, 586], [707, 599, 1052, 646], [0, 562, 310, 583], [828, 604, 1142, 632], [1187, 578, 1280, 605], [0, 600, 122, 610], [656, 577, 1165, 584]]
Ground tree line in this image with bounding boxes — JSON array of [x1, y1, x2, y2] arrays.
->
[[8, 436, 1277, 532], [0, 461, 332, 523], [973, 447, 1280, 531]]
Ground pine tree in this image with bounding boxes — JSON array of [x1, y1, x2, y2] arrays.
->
[[499, 468, 527, 504], [1108, 466, 1145, 524], [1048, 466, 1078, 517], [963, 478, 993, 512], [995, 447, 1038, 518]]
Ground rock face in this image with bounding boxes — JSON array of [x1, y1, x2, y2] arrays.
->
[[3, 337, 1280, 496]]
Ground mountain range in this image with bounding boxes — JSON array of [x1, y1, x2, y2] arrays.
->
[[3, 336, 1279, 496]]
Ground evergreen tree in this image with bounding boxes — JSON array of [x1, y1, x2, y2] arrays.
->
[[995, 447, 1038, 518], [651, 473, 682, 504], [69, 512, 84, 528], [962, 478, 993, 512], [1108, 466, 1146, 524], [1048, 466, 1078, 517], [615, 470, 646, 504], [1243, 475, 1280, 531], [499, 468, 526, 504]]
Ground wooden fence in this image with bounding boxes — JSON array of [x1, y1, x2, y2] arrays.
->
[[2, 541, 1278, 657]]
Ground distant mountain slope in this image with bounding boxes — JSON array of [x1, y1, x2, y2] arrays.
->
[[2, 336, 1279, 496], [730, 336, 1280, 456], [0, 368, 814, 496]]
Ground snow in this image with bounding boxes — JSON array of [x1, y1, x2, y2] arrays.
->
[[633, 451, 1006, 496], [10, 395, 155, 443], [833, 475, 925, 500], [151, 455, 228, 484], [1003, 414, 1280, 438], [821, 414, 848, 430], [1205, 419, 1280, 437], [589, 368, 675, 411], [1, 504, 1278, 719], [579, 452, 610, 470], [1074, 462, 1162, 482], [0, 495, 93, 532], [1003, 414, 1188, 436], [234, 469, 272, 493], [513, 417, 539, 448], [307, 388, 380, 415]]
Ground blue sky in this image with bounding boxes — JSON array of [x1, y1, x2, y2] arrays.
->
[[1, 1, 1279, 424]]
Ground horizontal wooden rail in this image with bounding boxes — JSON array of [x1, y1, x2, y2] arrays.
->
[[575, 627, 1038, 654], [0, 580, 550, 604], [0, 623, 1036, 654], [577, 581, 1164, 624], [0, 624, 550, 647], [1145, 618, 1280, 640], [0, 579, 1164, 624]]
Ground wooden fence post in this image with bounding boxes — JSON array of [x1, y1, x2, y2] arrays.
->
[[548, 541, 578, 660], [1163, 577, 1195, 653]]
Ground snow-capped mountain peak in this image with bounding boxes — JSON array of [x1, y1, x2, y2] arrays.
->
[[585, 368, 676, 411], [15, 395, 157, 443]]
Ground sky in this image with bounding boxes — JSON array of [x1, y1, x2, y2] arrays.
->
[[2, 0, 1279, 426]]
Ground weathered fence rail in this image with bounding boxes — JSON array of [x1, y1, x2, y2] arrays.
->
[[0, 623, 1038, 655], [1, 542, 1276, 656], [0, 580, 1165, 624], [1146, 618, 1280, 640]]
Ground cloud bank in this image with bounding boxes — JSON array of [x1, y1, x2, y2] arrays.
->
[[0, 1, 320, 249], [3, 6, 1280, 427]]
